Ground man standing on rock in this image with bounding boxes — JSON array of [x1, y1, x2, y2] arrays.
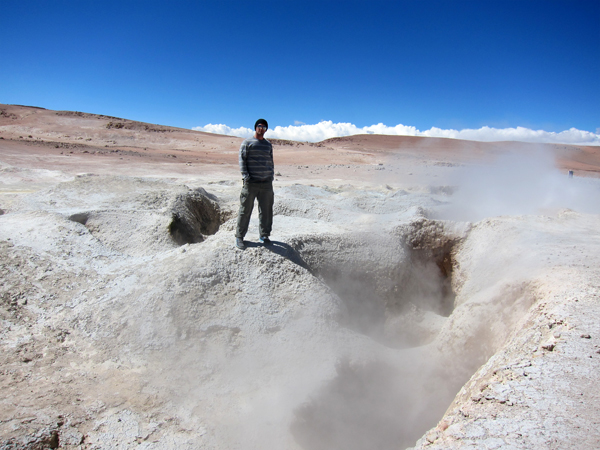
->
[[235, 118, 274, 250]]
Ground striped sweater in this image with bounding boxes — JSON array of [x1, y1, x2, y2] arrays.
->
[[239, 137, 274, 182]]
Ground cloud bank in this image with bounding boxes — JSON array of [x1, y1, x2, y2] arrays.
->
[[193, 121, 600, 145]]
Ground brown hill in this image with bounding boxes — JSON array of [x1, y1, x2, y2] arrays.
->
[[1, 104, 599, 181]]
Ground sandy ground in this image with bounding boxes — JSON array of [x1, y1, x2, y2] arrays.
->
[[1, 104, 600, 449]]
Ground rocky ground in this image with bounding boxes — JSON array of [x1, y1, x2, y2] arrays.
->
[[1, 104, 600, 449]]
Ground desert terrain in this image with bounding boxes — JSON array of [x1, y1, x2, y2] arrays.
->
[[1, 104, 600, 449]]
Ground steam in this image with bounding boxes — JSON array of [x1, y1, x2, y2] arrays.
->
[[290, 357, 455, 450], [434, 148, 600, 222], [135, 226, 467, 450], [193, 121, 600, 145], [89, 165, 597, 449]]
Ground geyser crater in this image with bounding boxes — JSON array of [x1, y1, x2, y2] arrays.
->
[[289, 218, 462, 349]]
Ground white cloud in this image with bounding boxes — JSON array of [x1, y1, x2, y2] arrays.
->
[[193, 122, 600, 145], [194, 123, 255, 138]]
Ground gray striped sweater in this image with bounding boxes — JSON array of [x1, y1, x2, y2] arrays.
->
[[239, 137, 274, 182]]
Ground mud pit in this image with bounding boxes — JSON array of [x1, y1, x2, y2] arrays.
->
[[1, 105, 600, 449]]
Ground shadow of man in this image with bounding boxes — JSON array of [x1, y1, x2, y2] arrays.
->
[[263, 240, 311, 273]]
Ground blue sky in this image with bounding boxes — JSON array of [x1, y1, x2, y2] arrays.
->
[[1, 0, 599, 143]]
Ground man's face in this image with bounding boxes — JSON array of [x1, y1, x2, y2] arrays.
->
[[255, 124, 267, 138]]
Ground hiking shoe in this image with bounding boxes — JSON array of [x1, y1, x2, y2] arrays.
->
[[259, 236, 271, 245], [235, 238, 246, 250]]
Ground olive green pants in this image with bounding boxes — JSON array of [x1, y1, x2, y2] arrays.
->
[[235, 180, 274, 239]]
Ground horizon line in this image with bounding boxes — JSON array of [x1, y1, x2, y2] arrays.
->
[[194, 121, 600, 146]]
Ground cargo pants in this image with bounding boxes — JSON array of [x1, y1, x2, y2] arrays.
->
[[235, 180, 274, 239]]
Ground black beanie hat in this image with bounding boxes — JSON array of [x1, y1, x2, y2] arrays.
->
[[254, 118, 268, 130]]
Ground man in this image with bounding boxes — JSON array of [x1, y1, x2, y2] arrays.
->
[[235, 118, 274, 250]]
